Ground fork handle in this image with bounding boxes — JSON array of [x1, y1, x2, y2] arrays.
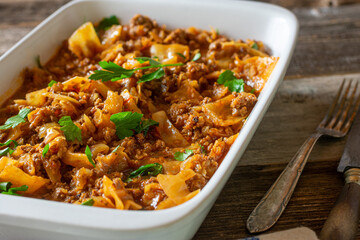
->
[[246, 132, 322, 233]]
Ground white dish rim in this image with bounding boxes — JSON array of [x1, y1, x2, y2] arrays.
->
[[0, 0, 299, 233]]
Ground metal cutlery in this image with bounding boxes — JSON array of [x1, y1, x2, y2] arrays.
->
[[247, 79, 360, 233]]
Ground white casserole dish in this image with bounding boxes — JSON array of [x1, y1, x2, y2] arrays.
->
[[0, 0, 298, 239]]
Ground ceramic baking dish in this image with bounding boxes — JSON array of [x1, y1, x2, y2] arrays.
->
[[0, 0, 298, 239]]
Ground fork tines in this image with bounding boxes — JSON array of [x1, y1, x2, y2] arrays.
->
[[318, 79, 360, 136]]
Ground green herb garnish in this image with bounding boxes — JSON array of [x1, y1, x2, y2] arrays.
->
[[138, 68, 165, 83], [85, 145, 95, 168], [111, 145, 121, 153], [110, 112, 158, 139], [0, 182, 11, 192], [127, 163, 163, 182], [191, 53, 201, 62], [217, 70, 244, 93], [81, 198, 95, 206], [0, 182, 28, 196], [135, 119, 159, 136], [174, 149, 194, 161], [110, 112, 143, 139], [135, 57, 161, 66], [58, 116, 82, 142], [251, 42, 259, 50], [200, 145, 206, 154], [42, 144, 49, 158], [89, 60, 183, 84], [48, 80, 57, 87], [175, 53, 186, 59], [250, 88, 255, 94], [0, 108, 31, 130], [35, 55, 43, 69], [96, 15, 120, 31]]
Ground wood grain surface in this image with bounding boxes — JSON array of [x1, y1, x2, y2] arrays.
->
[[2, 0, 360, 239]]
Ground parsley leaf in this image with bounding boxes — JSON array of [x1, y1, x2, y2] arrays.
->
[[0, 148, 14, 157], [176, 53, 186, 59], [0, 183, 28, 196], [0, 108, 31, 130], [110, 112, 159, 139], [58, 116, 82, 142], [127, 163, 163, 182], [48, 80, 57, 87], [135, 57, 161, 66], [0, 140, 18, 157], [250, 88, 256, 94], [0, 140, 18, 148], [0, 182, 11, 192], [192, 53, 201, 62], [251, 42, 259, 50], [35, 55, 43, 69], [217, 70, 244, 93], [96, 15, 120, 31], [135, 119, 159, 136], [138, 68, 165, 83], [42, 144, 49, 158], [90, 61, 135, 82], [224, 79, 244, 93], [111, 145, 121, 153], [89, 61, 183, 83], [174, 149, 194, 161], [81, 198, 95, 206], [110, 112, 143, 139], [85, 145, 95, 168], [200, 145, 206, 154]]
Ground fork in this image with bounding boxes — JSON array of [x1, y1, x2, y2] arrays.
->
[[246, 79, 360, 233]]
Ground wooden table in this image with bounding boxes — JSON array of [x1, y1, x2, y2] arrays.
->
[[1, 0, 360, 239]]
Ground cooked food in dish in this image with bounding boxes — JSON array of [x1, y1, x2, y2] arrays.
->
[[0, 14, 277, 210]]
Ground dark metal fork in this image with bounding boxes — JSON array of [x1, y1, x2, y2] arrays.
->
[[247, 79, 360, 233]]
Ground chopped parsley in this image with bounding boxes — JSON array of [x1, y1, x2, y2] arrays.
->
[[0, 108, 31, 130], [251, 42, 259, 50], [58, 116, 82, 142], [175, 52, 186, 59], [135, 57, 161, 66], [217, 70, 244, 93], [110, 112, 158, 139], [96, 15, 120, 31], [0, 182, 28, 196], [138, 68, 165, 83], [48, 80, 57, 87], [200, 145, 206, 154], [89, 60, 183, 83], [42, 144, 49, 158], [191, 53, 201, 62], [81, 198, 95, 206], [135, 119, 159, 136], [250, 88, 256, 94], [127, 163, 163, 182], [0, 182, 11, 192], [85, 145, 95, 168], [110, 112, 143, 139], [174, 149, 194, 161], [111, 145, 121, 153], [35, 55, 43, 69]]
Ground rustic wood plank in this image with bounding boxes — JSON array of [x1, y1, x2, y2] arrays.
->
[[194, 160, 352, 239], [239, 73, 360, 166]]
